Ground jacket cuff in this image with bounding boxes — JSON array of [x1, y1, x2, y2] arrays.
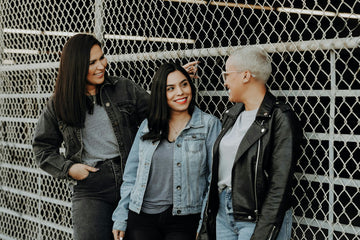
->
[[251, 222, 279, 240], [112, 221, 127, 232], [63, 160, 76, 180]]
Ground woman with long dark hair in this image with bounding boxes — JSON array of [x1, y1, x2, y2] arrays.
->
[[32, 33, 151, 240], [112, 62, 221, 240]]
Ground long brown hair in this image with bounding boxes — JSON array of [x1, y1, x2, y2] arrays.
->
[[54, 34, 101, 127]]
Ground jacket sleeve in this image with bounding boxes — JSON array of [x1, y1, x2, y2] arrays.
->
[[133, 81, 150, 126], [112, 120, 146, 231], [197, 116, 222, 233], [251, 107, 301, 240], [32, 102, 74, 179]]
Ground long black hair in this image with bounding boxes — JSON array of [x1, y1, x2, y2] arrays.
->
[[142, 62, 197, 141], [54, 34, 101, 128]]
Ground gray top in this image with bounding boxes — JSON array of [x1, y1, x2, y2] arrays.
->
[[218, 108, 258, 190], [141, 138, 174, 214], [81, 104, 119, 166]]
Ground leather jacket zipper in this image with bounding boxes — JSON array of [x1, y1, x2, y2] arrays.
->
[[268, 225, 276, 240], [254, 138, 260, 221], [254, 120, 264, 222]]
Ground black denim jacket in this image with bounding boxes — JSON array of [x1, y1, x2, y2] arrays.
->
[[32, 76, 150, 179]]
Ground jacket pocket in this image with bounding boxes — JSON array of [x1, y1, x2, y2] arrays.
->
[[185, 134, 205, 152], [59, 124, 78, 157], [116, 101, 137, 128], [183, 134, 207, 205], [184, 134, 206, 173]]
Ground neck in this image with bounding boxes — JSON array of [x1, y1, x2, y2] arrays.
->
[[169, 111, 191, 123], [86, 85, 97, 95], [167, 111, 191, 142], [243, 86, 266, 111]]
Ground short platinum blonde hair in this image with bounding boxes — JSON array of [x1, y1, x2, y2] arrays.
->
[[228, 46, 272, 84]]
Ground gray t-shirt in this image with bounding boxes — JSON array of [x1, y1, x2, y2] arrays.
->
[[218, 108, 258, 190], [81, 104, 119, 166], [141, 138, 174, 214]]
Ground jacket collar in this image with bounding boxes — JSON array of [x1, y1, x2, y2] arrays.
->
[[185, 106, 204, 129], [231, 91, 276, 162], [224, 90, 276, 120], [103, 75, 119, 86], [255, 90, 276, 119]]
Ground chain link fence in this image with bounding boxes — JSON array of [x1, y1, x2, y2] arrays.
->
[[1, 0, 359, 239]]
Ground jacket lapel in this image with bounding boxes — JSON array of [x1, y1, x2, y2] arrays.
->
[[234, 121, 267, 161], [213, 103, 244, 158], [233, 91, 275, 162], [214, 91, 276, 165]]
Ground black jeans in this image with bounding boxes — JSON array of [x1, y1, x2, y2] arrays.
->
[[72, 158, 121, 240], [126, 207, 200, 240]]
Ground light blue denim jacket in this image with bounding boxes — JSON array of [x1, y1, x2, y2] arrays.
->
[[112, 106, 221, 232]]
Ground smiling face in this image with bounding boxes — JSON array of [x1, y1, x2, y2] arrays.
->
[[166, 70, 192, 114], [86, 44, 107, 95]]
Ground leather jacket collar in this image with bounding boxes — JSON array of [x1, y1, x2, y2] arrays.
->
[[224, 90, 277, 121]]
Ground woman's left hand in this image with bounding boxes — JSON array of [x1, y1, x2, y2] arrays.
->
[[182, 61, 200, 79]]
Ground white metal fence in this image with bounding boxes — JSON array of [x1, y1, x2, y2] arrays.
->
[[1, 1, 359, 239]]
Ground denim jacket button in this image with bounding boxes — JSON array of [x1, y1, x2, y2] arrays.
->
[[177, 210, 181, 214], [176, 185, 181, 190], [177, 143, 181, 148], [177, 162, 181, 167], [192, 135, 196, 138]]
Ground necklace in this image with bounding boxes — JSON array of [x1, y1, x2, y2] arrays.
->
[[168, 124, 181, 142], [170, 123, 182, 135], [90, 95, 96, 105], [168, 117, 190, 142]]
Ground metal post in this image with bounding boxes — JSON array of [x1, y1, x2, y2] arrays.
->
[[94, 0, 104, 45], [0, 0, 5, 64], [328, 50, 336, 240], [35, 70, 43, 240]]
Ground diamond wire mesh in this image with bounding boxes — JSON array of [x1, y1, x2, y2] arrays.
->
[[1, 0, 360, 239]]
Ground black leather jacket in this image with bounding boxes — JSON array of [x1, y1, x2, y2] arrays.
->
[[199, 91, 301, 240], [32, 76, 149, 179]]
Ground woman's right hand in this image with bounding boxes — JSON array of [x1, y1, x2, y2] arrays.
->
[[112, 230, 125, 240], [68, 163, 99, 180], [182, 61, 199, 79]]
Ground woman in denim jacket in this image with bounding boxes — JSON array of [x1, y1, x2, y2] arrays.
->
[[112, 62, 221, 240]]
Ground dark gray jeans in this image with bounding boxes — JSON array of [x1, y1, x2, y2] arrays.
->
[[71, 158, 121, 240], [126, 207, 200, 240]]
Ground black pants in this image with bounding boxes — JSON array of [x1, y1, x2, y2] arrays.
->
[[71, 158, 121, 240], [126, 207, 200, 240]]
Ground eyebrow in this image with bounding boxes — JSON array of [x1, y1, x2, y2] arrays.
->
[[166, 79, 188, 87], [90, 54, 105, 63]]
